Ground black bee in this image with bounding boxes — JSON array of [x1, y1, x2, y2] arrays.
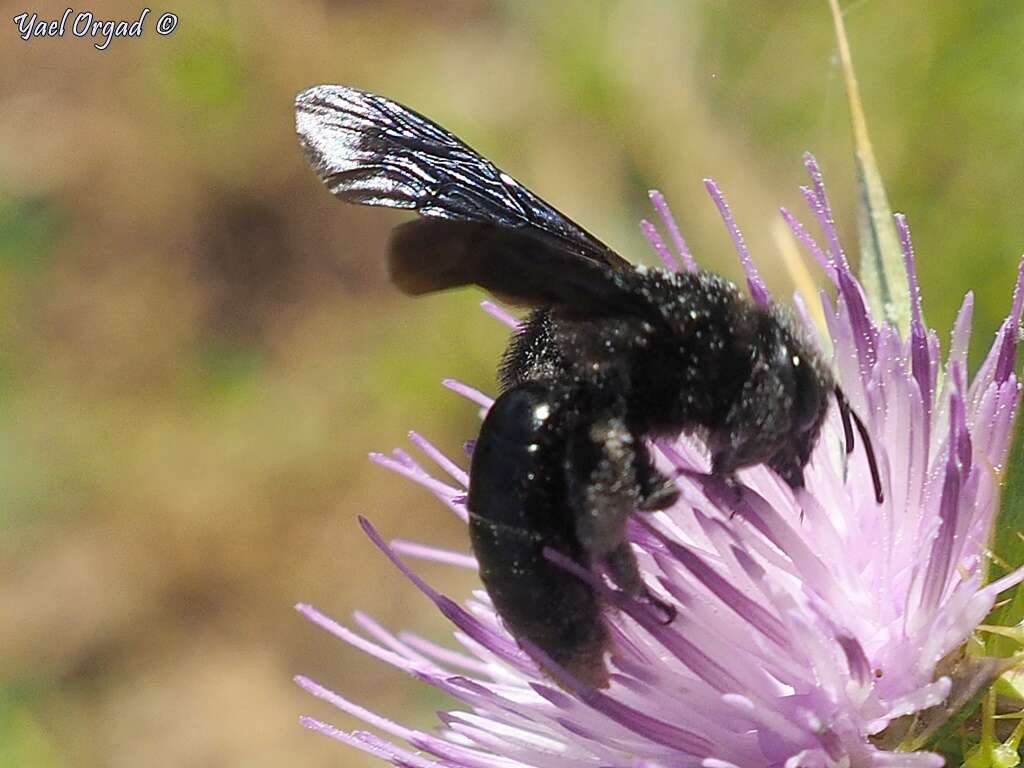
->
[[295, 85, 882, 688]]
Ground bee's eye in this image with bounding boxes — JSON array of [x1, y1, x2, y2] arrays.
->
[[792, 355, 823, 433]]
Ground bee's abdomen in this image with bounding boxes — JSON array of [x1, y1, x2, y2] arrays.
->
[[468, 382, 610, 687]]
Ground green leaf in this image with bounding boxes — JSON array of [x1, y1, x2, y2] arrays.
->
[[986, 410, 1024, 657], [874, 651, 1009, 755], [995, 667, 1024, 702], [829, 0, 912, 335]]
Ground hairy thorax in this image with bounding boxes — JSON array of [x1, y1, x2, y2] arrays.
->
[[500, 269, 758, 437]]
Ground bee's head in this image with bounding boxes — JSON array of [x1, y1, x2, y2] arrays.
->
[[708, 307, 832, 489]]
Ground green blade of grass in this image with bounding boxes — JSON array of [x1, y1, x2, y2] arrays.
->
[[986, 408, 1024, 657], [829, 0, 912, 335]]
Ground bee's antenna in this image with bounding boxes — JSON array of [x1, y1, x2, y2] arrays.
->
[[851, 409, 884, 504], [834, 387, 884, 505], [834, 387, 855, 455]]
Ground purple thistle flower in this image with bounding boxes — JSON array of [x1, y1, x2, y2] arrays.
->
[[297, 156, 1024, 768]]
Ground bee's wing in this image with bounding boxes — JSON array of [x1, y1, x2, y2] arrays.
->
[[295, 85, 638, 311]]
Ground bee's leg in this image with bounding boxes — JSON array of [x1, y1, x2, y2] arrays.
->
[[603, 541, 676, 624], [565, 406, 639, 559], [565, 405, 677, 625], [634, 441, 680, 511], [710, 457, 744, 506]]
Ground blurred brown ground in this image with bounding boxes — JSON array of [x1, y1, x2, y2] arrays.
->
[[1, 1, 1022, 766]]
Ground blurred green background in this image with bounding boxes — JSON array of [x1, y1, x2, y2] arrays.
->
[[1, 1, 1022, 766]]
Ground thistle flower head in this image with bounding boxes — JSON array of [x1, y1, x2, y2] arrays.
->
[[296, 155, 1024, 768]]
